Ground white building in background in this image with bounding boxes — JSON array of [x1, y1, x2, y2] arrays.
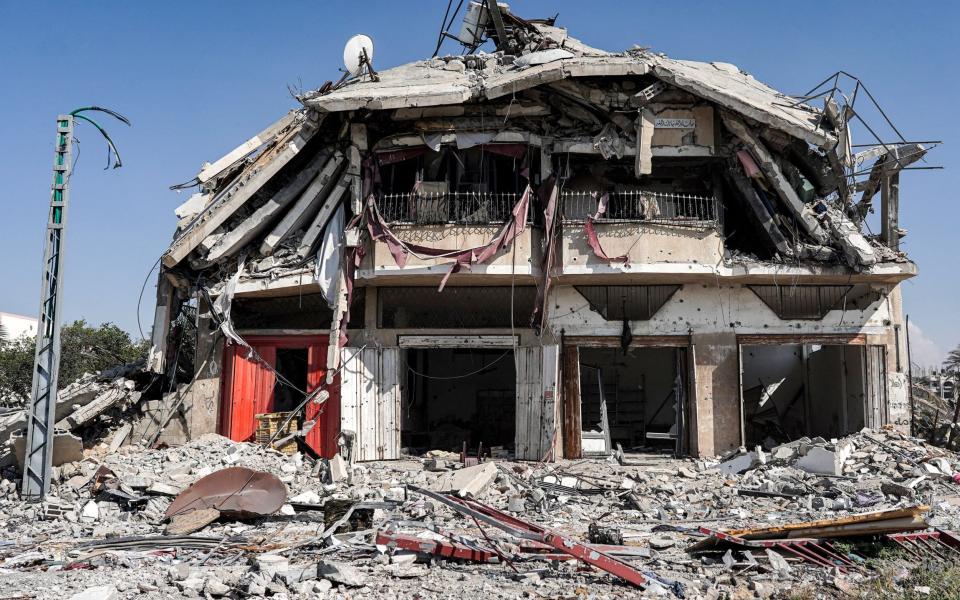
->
[[0, 312, 38, 343]]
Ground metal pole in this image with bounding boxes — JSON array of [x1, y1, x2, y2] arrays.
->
[[21, 115, 74, 500]]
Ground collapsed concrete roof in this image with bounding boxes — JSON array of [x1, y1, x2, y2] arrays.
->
[[160, 7, 919, 282], [300, 25, 835, 148]]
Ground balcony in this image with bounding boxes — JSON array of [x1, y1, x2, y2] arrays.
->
[[377, 191, 528, 225], [359, 191, 539, 282], [558, 190, 726, 280]]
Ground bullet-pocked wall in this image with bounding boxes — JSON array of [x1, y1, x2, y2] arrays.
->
[[547, 282, 907, 456]]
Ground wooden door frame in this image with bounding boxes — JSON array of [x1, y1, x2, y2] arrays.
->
[[560, 337, 691, 458]]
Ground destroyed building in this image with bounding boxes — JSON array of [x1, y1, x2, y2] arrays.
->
[[149, 5, 925, 463]]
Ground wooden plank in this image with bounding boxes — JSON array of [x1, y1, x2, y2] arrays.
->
[[727, 505, 928, 540], [260, 151, 345, 255], [562, 345, 582, 458], [541, 344, 559, 461], [359, 348, 378, 461], [737, 333, 866, 346], [515, 346, 544, 460], [564, 335, 689, 348], [197, 111, 297, 184], [398, 335, 519, 349], [515, 349, 529, 459], [379, 347, 401, 460], [340, 347, 361, 439], [163, 120, 318, 268]]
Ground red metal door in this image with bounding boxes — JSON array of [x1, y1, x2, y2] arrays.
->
[[306, 344, 340, 457], [220, 336, 337, 457], [220, 344, 275, 443]]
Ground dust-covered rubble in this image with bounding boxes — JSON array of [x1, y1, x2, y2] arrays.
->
[[2, 427, 960, 599]]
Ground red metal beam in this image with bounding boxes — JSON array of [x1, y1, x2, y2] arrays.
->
[[375, 530, 499, 563], [407, 485, 652, 589]]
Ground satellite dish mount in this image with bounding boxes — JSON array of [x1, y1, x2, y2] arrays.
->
[[343, 34, 379, 82]]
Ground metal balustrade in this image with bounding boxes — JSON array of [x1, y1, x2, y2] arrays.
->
[[560, 190, 723, 228], [377, 191, 524, 225]]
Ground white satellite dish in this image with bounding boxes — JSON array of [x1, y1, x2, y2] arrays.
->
[[343, 34, 374, 76]]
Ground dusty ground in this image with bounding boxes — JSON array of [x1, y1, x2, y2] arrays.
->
[[2, 428, 959, 599]]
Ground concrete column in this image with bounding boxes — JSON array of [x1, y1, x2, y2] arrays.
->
[[690, 332, 741, 457], [159, 298, 224, 444], [883, 284, 910, 432]]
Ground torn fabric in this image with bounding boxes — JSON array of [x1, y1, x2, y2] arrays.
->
[[584, 193, 628, 263], [365, 186, 531, 290], [315, 203, 346, 308], [376, 146, 429, 165], [531, 178, 559, 332], [211, 257, 250, 352], [593, 123, 625, 160]]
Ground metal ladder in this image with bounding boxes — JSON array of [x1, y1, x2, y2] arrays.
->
[[21, 115, 74, 500]]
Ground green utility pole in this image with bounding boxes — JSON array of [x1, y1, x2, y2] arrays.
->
[[21, 107, 129, 501]]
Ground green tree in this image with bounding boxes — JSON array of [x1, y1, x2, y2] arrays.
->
[[0, 320, 147, 406]]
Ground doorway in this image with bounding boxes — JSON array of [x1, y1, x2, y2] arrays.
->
[[739, 342, 871, 446], [402, 348, 517, 455], [219, 335, 339, 457], [562, 341, 690, 458]]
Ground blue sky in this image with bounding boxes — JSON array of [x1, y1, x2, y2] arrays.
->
[[0, 2, 955, 367]]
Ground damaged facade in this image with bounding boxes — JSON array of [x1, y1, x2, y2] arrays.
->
[[150, 5, 925, 462]]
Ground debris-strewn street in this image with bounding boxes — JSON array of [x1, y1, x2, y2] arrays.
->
[[3, 425, 960, 599]]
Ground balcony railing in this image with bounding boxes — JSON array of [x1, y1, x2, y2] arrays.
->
[[377, 191, 524, 225], [560, 190, 723, 229]]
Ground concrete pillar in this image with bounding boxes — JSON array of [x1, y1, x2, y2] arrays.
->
[[159, 298, 224, 444], [690, 332, 741, 456]]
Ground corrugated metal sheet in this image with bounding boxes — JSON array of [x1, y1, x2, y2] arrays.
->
[[220, 344, 275, 443], [341, 347, 401, 461]]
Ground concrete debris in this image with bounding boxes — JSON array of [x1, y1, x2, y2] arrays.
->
[[433, 461, 498, 497], [0, 427, 956, 597], [67, 586, 119, 600]]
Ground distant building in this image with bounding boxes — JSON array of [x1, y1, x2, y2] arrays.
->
[[0, 311, 37, 343]]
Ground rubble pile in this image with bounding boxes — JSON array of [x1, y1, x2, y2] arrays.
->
[[1, 427, 960, 598], [715, 427, 960, 524], [0, 362, 150, 472]]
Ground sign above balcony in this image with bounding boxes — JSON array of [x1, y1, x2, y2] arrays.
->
[[654, 118, 697, 129]]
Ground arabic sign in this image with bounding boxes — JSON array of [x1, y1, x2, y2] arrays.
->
[[654, 118, 696, 129]]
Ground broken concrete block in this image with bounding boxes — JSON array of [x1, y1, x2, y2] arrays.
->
[[68, 586, 119, 600], [147, 482, 183, 496], [204, 578, 231, 597], [328, 453, 349, 483], [880, 481, 914, 499], [166, 507, 220, 535], [81, 500, 99, 522], [765, 549, 791, 574], [716, 452, 757, 476], [255, 554, 289, 577], [796, 442, 853, 476], [316, 560, 365, 587], [13, 430, 83, 468], [433, 462, 498, 497]]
